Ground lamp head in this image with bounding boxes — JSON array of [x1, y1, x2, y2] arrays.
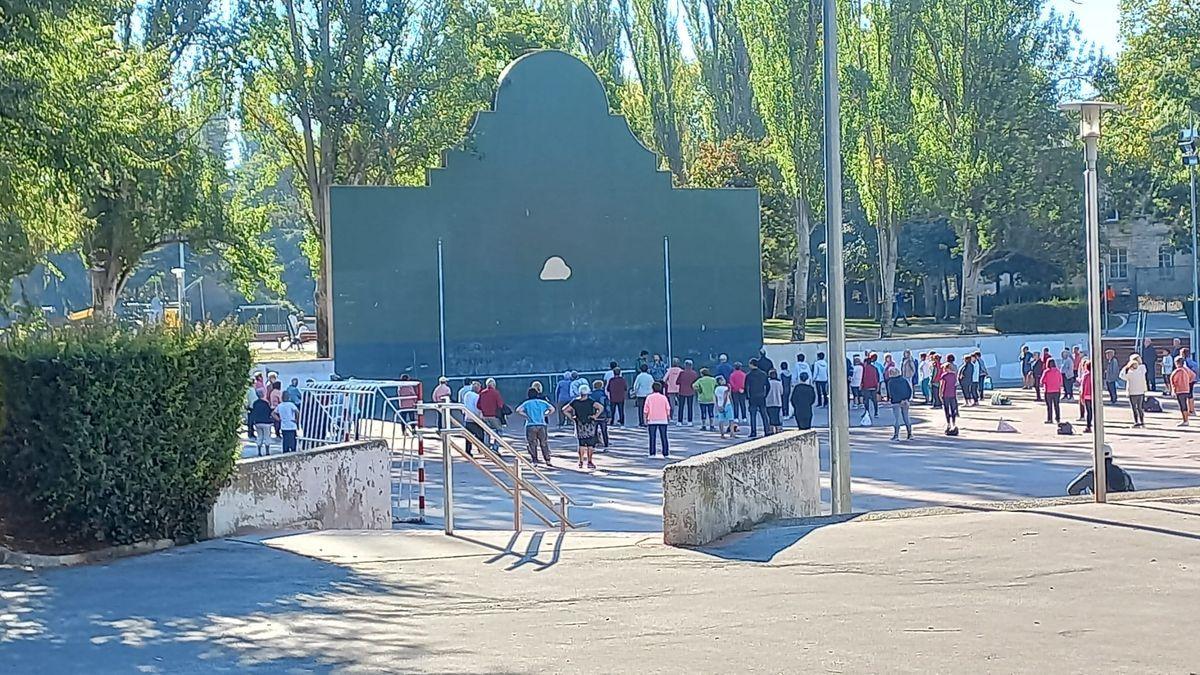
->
[[1058, 100, 1123, 140], [170, 266, 185, 280], [1181, 128, 1199, 167]]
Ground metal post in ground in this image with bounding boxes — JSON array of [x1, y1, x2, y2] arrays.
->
[[1083, 134, 1108, 502], [823, 0, 851, 515]]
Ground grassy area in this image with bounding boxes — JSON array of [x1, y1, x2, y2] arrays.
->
[[764, 316, 997, 343]]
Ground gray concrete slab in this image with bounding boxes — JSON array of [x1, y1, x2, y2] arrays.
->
[[3, 496, 1199, 672]]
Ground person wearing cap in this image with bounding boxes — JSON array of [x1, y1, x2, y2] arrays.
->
[[715, 354, 734, 383], [432, 376, 452, 403], [564, 385, 603, 470], [1067, 446, 1135, 495]]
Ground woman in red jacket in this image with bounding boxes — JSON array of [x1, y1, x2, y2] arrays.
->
[[1040, 358, 1064, 424], [1080, 359, 1095, 432]]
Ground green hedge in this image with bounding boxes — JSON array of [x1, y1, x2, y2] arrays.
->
[[993, 300, 1088, 334], [0, 323, 252, 547]]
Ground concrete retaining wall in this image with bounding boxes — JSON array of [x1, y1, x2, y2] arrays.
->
[[208, 439, 390, 538], [662, 430, 820, 546]]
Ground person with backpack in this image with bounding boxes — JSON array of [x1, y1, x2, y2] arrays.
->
[[1041, 358, 1064, 424], [885, 365, 913, 441], [1121, 353, 1148, 428], [1067, 445, 1135, 495]]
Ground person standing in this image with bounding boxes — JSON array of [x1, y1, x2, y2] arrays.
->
[[940, 362, 960, 434], [1080, 359, 1096, 433], [250, 390, 274, 456], [555, 372, 575, 427], [1171, 356, 1196, 425], [729, 363, 748, 423], [765, 369, 784, 434], [1041, 358, 1064, 424], [790, 372, 816, 430], [778, 361, 793, 420], [631, 364, 655, 427], [715, 354, 734, 383], [462, 382, 485, 456], [1184, 347, 1200, 414], [859, 354, 880, 419], [929, 354, 944, 408], [850, 356, 864, 408], [286, 378, 303, 408], [714, 375, 735, 438], [246, 379, 260, 440], [477, 378, 505, 439], [516, 388, 554, 465], [274, 392, 300, 453], [1020, 345, 1035, 389], [605, 367, 628, 427], [1121, 354, 1148, 428], [590, 380, 611, 449], [812, 352, 829, 408], [901, 350, 916, 389], [457, 378, 474, 404], [885, 365, 913, 441], [694, 368, 718, 431], [1032, 352, 1047, 403], [1140, 338, 1159, 392], [974, 351, 988, 404], [746, 358, 771, 438], [603, 361, 619, 385], [1103, 349, 1121, 405], [564, 386, 603, 470], [676, 359, 699, 426], [918, 352, 933, 403], [432, 376, 452, 403], [958, 355, 976, 406], [1171, 337, 1184, 360], [1060, 349, 1076, 401], [1164, 350, 1177, 396], [756, 349, 775, 374], [893, 289, 910, 326], [649, 354, 668, 383], [269, 381, 284, 438], [664, 358, 683, 422], [644, 382, 672, 457]]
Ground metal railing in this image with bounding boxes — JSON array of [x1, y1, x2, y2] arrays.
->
[[416, 401, 587, 534]]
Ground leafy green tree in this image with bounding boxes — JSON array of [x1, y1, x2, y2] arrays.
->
[[619, 0, 688, 182]]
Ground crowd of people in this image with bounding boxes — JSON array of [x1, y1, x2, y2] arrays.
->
[[246, 371, 304, 455]]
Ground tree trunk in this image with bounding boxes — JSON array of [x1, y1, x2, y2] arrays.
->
[[771, 277, 789, 319], [922, 274, 937, 318], [877, 225, 899, 338], [311, 182, 332, 359], [958, 226, 982, 334], [89, 261, 123, 317], [791, 197, 812, 342]]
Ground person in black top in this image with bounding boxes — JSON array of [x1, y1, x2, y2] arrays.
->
[[745, 358, 771, 438], [249, 391, 274, 457], [790, 372, 816, 430], [1140, 337, 1159, 392], [1067, 446, 1134, 496], [756, 349, 774, 374]]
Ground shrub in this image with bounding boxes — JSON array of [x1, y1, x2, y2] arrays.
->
[[0, 322, 252, 547], [993, 300, 1087, 334]]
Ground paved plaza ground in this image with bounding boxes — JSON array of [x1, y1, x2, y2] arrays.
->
[[3, 493, 1199, 672], [374, 386, 1200, 530]]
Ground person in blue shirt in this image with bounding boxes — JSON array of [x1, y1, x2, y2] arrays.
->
[[286, 378, 303, 409], [590, 379, 611, 448], [555, 371, 575, 427], [649, 354, 668, 382], [516, 388, 554, 465], [715, 353, 734, 382]]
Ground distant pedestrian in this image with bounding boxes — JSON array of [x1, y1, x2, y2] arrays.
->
[[1020, 345, 1035, 389], [919, 352, 933, 403], [756, 349, 775, 374], [1171, 356, 1195, 426], [940, 363, 960, 434], [676, 360, 699, 426], [850, 356, 864, 408], [885, 365, 913, 441], [779, 361, 792, 420], [715, 354, 734, 383], [516, 388, 553, 465], [1140, 337, 1159, 392], [730, 362, 748, 422], [250, 390, 274, 456], [274, 392, 300, 453], [555, 371, 575, 427], [694, 368, 718, 431], [893, 289, 910, 326], [859, 354, 880, 418], [790, 372, 816, 430], [631, 364, 655, 427], [973, 351, 988, 403], [649, 354, 667, 382], [462, 381, 485, 456], [714, 375, 736, 438], [606, 367, 628, 426], [564, 386, 604, 470], [1061, 349, 1076, 401], [1080, 359, 1095, 433], [665, 357, 683, 419], [432, 376, 452, 403], [590, 380, 611, 448], [1041, 358, 1064, 424], [286, 378, 303, 409], [1103, 349, 1120, 405], [1032, 352, 1047, 402], [1121, 354, 1148, 428], [477, 378, 505, 437], [746, 358, 771, 438], [901, 350, 916, 388], [812, 352, 830, 407], [959, 355, 976, 406], [930, 353, 944, 408], [269, 381, 283, 437], [765, 369, 784, 434], [644, 382, 672, 457]]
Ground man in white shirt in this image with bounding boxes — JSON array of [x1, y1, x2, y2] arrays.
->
[[461, 382, 486, 455], [631, 364, 656, 427], [811, 352, 830, 408], [274, 393, 301, 453], [794, 353, 813, 383]]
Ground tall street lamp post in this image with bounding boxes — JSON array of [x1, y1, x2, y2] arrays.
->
[[1179, 126, 1198, 352], [1059, 100, 1122, 503], [823, 0, 851, 515]]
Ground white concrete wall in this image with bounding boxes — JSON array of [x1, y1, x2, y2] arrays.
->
[[662, 430, 820, 546], [251, 358, 337, 384], [764, 332, 1089, 385], [208, 439, 390, 538]]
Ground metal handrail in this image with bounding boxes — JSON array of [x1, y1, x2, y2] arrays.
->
[[417, 402, 584, 532]]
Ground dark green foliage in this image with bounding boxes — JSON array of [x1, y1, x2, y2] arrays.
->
[[0, 323, 251, 546], [993, 300, 1087, 334]]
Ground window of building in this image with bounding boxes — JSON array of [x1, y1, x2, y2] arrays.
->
[[1159, 245, 1175, 277], [1108, 247, 1129, 280]]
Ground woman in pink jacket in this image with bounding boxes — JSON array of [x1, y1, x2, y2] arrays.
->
[[1080, 359, 1095, 432], [644, 381, 672, 458], [1041, 358, 1064, 424]]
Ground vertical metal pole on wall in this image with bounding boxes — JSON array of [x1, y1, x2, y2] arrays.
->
[[1083, 137, 1108, 502], [440, 408, 454, 534], [663, 236, 673, 363], [823, 0, 852, 515], [1190, 162, 1198, 353], [437, 238, 447, 377], [512, 457, 523, 531]]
